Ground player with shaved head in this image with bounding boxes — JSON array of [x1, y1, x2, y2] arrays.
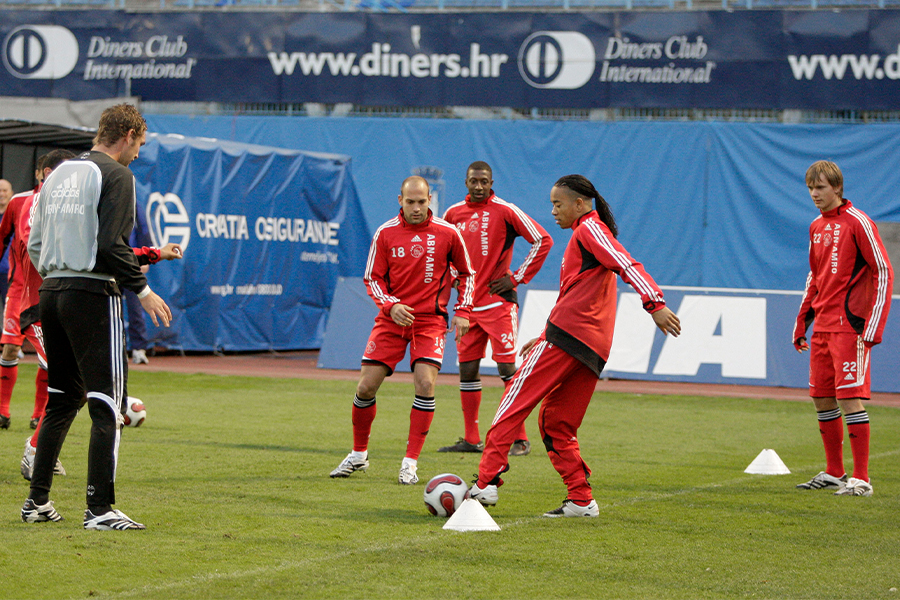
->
[[330, 176, 475, 485]]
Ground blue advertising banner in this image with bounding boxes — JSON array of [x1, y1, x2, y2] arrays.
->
[[146, 115, 900, 294], [3, 10, 900, 109], [131, 134, 371, 351], [319, 279, 900, 393]]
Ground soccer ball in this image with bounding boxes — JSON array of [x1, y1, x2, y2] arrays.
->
[[124, 396, 146, 427], [423, 473, 468, 517]]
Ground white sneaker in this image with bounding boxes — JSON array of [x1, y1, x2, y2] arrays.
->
[[398, 458, 418, 485], [132, 349, 149, 365], [468, 482, 498, 506], [84, 509, 146, 530], [796, 471, 847, 490], [543, 499, 599, 517], [329, 452, 368, 478], [21, 438, 66, 480], [834, 477, 873, 497], [21, 438, 35, 481]]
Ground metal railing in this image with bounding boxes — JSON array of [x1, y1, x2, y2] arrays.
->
[[2, 0, 897, 10], [141, 101, 900, 123]]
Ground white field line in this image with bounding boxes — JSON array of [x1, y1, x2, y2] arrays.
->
[[101, 447, 900, 599]]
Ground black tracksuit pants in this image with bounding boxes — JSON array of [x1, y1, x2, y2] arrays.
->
[[30, 287, 127, 510]]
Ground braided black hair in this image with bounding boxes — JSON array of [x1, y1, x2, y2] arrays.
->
[[553, 174, 618, 238]]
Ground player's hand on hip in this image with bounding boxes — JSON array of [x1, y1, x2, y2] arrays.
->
[[140, 290, 173, 327], [652, 307, 681, 337], [160, 243, 183, 260], [519, 337, 539, 357], [488, 274, 515, 295], [390, 303, 415, 327], [449, 316, 469, 342]]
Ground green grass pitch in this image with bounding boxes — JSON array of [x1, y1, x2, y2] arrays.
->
[[1, 364, 899, 599]]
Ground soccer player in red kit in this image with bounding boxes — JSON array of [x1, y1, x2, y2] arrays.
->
[[439, 161, 552, 456], [468, 175, 681, 516], [793, 161, 893, 497], [330, 176, 475, 485], [0, 151, 74, 432]]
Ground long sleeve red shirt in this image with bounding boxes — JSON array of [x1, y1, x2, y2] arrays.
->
[[793, 200, 893, 345], [443, 192, 552, 308], [542, 210, 666, 377], [364, 209, 475, 321]]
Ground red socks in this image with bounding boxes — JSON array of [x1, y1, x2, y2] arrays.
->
[[845, 411, 870, 482], [406, 396, 435, 460], [33, 368, 49, 420], [460, 381, 481, 445], [351, 395, 376, 452], [817, 408, 845, 478], [0, 360, 18, 418]]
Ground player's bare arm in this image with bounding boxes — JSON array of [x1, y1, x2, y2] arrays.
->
[[390, 303, 415, 327], [652, 307, 681, 337], [488, 273, 515, 295], [140, 290, 172, 327], [159, 243, 183, 260], [448, 315, 469, 342]]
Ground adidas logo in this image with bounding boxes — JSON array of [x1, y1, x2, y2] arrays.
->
[[411, 235, 422, 242], [470, 212, 479, 219], [49, 172, 79, 199], [844, 373, 855, 381], [824, 224, 832, 231], [504, 342, 514, 349]]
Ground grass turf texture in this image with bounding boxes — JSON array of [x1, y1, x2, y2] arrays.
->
[[1, 364, 899, 599]]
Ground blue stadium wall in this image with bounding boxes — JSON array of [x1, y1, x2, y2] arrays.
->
[[145, 116, 900, 391]]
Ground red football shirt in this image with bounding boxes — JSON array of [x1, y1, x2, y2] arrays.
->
[[365, 209, 474, 321], [443, 192, 552, 308]]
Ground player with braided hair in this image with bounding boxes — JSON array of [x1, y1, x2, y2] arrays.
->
[[469, 174, 681, 516]]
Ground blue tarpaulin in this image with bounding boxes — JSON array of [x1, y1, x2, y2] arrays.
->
[[130, 133, 370, 351]]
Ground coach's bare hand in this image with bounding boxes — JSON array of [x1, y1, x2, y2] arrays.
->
[[519, 337, 539, 357], [390, 303, 415, 327], [652, 307, 681, 337], [140, 290, 172, 327], [449, 316, 469, 342], [488, 274, 515, 295], [160, 243, 183, 260]]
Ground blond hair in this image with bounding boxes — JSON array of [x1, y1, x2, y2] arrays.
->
[[805, 161, 843, 196], [93, 104, 147, 147]]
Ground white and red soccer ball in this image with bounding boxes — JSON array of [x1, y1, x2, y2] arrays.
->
[[124, 396, 146, 427], [423, 473, 469, 517]]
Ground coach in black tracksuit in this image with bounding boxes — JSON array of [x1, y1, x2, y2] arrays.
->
[[22, 104, 171, 531]]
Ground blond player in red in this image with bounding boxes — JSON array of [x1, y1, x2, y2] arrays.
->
[[440, 161, 553, 456], [469, 175, 681, 516], [330, 176, 475, 485], [792, 161, 893, 497]]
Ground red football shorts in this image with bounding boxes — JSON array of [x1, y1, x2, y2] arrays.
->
[[456, 301, 518, 364], [1, 284, 24, 345], [808, 331, 871, 400], [362, 314, 447, 374]]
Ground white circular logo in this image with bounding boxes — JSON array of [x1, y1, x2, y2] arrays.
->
[[518, 31, 596, 90], [411, 245, 425, 258], [3, 25, 78, 80], [147, 192, 191, 251]]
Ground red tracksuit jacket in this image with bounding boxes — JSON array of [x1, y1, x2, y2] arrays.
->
[[364, 209, 475, 321], [542, 210, 666, 377], [793, 200, 893, 345], [443, 192, 552, 308]]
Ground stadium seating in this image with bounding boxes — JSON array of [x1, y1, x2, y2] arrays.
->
[[1, 0, 894, 8]]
